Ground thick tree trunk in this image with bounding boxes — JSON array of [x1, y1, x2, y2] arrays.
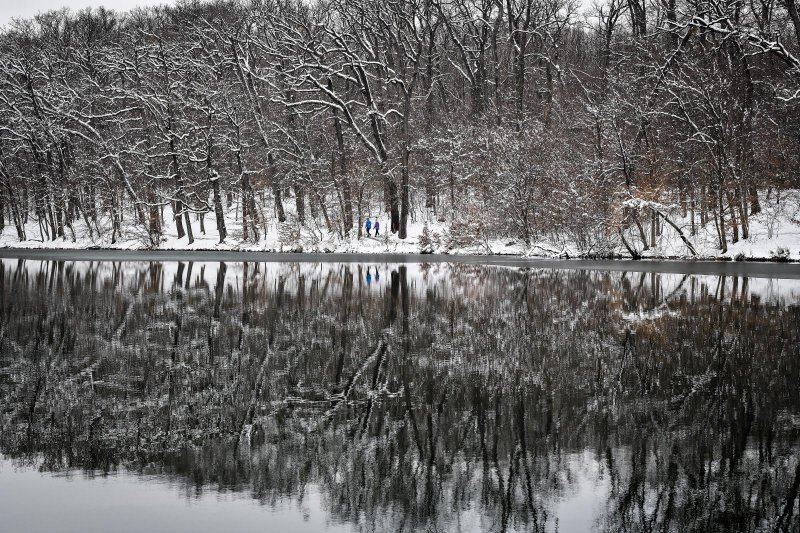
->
[[628, 0, 647, 37], [172, 201, 185, 239], [111, 195, 121, 245], [424, 12, 436, 129], [388, 177, 400, 234], [357, 187, 364, 239], [341, 173, 353, 235], [240, 174, 258, 242], [665, 0, 678, 46], [180, 197, 193, 245], [400, 163, 409, 239], [399, 90, 412, 240], [206, 127, 226, 243], [268, 153, 286, 223], [171, 181, 185, 240], [491, 2, 503, 126], [748, 187, 761, 214], [241, 195, 249, 242], [726, 189, 739, 243], [47, 203, 57, 241], [716, 188, 728, 253], [309, 186, 319, 221], [294, 183, 305, 225], [738, 186, 749, 240], [148, 202, 161, 246], [212, 176, 226, 243], [330, 81, 353, 235], [54, 197, 65, 239]]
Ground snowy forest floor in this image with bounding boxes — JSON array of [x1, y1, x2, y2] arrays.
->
[[2, 192, 800, 262]]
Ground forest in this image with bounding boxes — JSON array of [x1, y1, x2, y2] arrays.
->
[[0, 0, 799, 256]]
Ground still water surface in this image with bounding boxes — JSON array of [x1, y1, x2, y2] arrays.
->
[[1, 258, 799, 532]]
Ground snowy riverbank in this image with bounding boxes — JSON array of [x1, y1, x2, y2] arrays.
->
[[2, 195, 799, 262]]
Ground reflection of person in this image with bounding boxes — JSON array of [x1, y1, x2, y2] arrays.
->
[[364, 217, 372, 236], [374, 268, 380, 283], [373, 219, 380, 237], [365, 267, 372, 286]]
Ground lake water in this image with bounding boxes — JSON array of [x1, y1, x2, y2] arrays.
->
[[1, 257, 799, 532]]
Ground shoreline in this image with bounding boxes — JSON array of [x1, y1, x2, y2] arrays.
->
[[2, 248, 799, 278]]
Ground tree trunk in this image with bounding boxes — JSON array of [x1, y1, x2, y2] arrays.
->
[[634, 212, 649, 249], [148, 199, 161, 246], [206, 125, 227, 243], [268, 153, 286, 223], [170, 143, 187, 244], [628, 0, 647, 37], [399, 90, 412, 239], [726, 188, 739, 243], [748, 187, 761, 214], [738, 186, 749, 240], [650, 209, 657, 248], [700, 185, 707, 226], [212, 175, 226, 243], [181, 198, 193, 245], [294, 182, 305, 225], [330, 81, 352, 235], [388, 177, 400, 234], [400, 163, 409, 239], [784, 0, 800, 48], [315, 189, 332, 231], [716, 187, 728, 253]]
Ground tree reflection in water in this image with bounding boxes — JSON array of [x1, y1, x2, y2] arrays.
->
[[1, 259, 799, 532]]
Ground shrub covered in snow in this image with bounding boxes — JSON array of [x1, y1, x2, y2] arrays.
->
[[770, 246, 791, 262]]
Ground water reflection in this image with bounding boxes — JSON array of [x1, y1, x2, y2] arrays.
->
[[1, 259, 799, 532]]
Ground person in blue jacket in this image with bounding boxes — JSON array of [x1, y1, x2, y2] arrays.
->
[[364, 217, 372, 236]]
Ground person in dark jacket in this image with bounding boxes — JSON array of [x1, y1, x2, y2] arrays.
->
[[364, 217, 372, 236], [373, 219, 380, 236]]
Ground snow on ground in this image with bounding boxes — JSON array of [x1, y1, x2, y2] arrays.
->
[[0, 210, 515, 256], [1, 192, 799, 261], [630, 194, 800, 262]]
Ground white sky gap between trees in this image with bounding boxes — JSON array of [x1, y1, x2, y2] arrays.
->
[[0, 0, 172, 26]]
